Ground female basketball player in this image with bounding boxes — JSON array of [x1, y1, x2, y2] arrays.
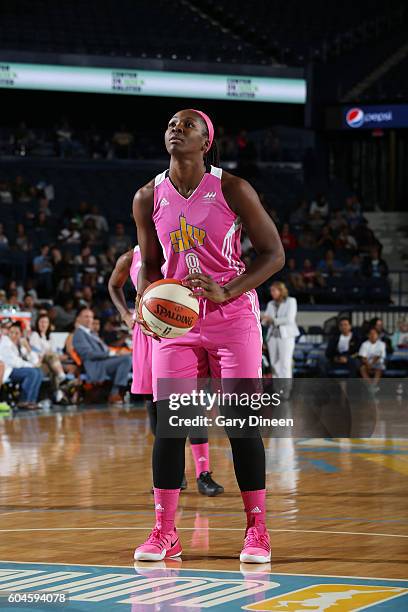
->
[[108, 247, 224, 496], [133, 109, 285, 562]]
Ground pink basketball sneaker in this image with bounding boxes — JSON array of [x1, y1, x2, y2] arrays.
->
[[239, 525, 271, 563], [134, 527, 182, 561]]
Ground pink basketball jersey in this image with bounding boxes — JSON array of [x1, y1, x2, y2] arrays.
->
[[152, 166, 245, 284], [130, 245, 141, 289]]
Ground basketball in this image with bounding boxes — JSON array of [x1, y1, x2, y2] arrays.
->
[[139, 279, 199, 338]]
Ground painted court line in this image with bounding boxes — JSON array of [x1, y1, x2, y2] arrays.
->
[[1, 509, 407, 524], [1, 559, 408, 583], [0, 527, 406, 538]]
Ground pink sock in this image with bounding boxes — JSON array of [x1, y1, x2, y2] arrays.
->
[[153, 488, 180, 533], [190, 442, 210, 478], [241, 489, 266, 529]]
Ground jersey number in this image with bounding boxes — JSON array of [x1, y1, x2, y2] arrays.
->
[[185, 253, 201, 274]]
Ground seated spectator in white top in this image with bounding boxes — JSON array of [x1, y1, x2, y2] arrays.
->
[[391, 319, 408, 349], [359, 328, 386, 383], [58, 219, 81, 244], [0, 320, 43, 409], [0, 181, 13, 204], [84, 204, 109, 233], [310, 194, 329, 218]]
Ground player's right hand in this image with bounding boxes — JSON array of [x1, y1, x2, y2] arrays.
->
[[135, 294, 161, 342]]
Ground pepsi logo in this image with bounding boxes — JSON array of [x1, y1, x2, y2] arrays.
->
[[346, 107, 364, 128]]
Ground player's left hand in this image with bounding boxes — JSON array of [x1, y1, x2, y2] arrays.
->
[[182, 273, 230, 303]]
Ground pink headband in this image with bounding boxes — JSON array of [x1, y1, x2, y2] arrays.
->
[[190, 109, 214, 152]]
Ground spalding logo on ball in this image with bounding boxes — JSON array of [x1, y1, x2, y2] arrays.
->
[[139, 279, 199, 338]]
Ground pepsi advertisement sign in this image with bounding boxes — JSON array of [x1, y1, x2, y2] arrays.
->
[[343, 105, 408, 129]]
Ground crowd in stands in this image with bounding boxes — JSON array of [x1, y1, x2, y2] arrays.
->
[[0, 165, 401, 412], [0, 121, 286, 163], [243, 193, 391, 306]]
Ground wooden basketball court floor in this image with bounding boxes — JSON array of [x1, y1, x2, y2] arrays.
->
[[1, 403, 407, 611]]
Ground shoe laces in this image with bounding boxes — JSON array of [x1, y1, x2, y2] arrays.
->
[[146, 527, 170, 547], [244, 526, 270, 551], [199, 471, 213, 483]]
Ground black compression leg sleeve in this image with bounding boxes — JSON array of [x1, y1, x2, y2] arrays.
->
[[145, 396, 157, 436], [229, 436, 266, 491], [152, 436, 187, 489]]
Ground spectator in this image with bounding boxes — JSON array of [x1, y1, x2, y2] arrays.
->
[[0, 320, 43, 409], [0, 181, 13, 204], [56, 120, 75, 158], [112, 124, 134, 158], [81, 218, 102, 246], [262, 281, 299, 394], [10, 123, 35, 156], [359, 328, 386, 386], [87, 126, 107, 159], [362, 247, 388, 278], [325, 317, 361, 377], [108, 223, 132, 254], [309, 210, 325, 233], [301, 259, 323, 289], [74, 245, 98, 277], [12, 175, 33, 203], [317, 250, 343, 277], [391, 319, 408, 349], [344, 195, 362, 228], [329, 211, 347, 233], [310, 193, 329, 218], [316, 226, 335, 251], [98, 246, 117, 277], [368, 317, 393, 355], [297, 228, 316, 249], [77, 285, 94, 309], [58, 219, 81, 244], [289, 200, 308, 227], [38, 197, 52, 218], [84, 204, 109, 233], [280, 223, 297, 251], [51, 298, 76, 331], [22, 294, 38, 327], [30, 314, 67, 401], [344, 254, 362, 278], [335, 226, 358, 251], [24, 278, 38, 301], [73, 201, 90, 228], [73, 308, 132, 404], [353, 221, 380, 253], [33, 211, 51, 245], [56, 278, 75, 304], [0, 223, 9, 248], [33, 245, 53, 296], [15, 223, 31, 252], [284, 258, 306, 294], [7, 280, 24, 303]]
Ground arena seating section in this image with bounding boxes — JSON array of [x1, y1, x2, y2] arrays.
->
[[0, 0, 405, 66]]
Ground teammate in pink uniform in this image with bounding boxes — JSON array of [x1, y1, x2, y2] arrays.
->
[[133, 109, 284, 562], [108, 244, 224, 496]]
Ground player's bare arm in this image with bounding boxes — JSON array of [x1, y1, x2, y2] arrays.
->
[[132, 180, 163, 339], [108, 249, 134, 329]]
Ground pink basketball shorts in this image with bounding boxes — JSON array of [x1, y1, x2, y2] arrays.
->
[[131, 324, 153, 394], [151, 290, 263, 401]]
